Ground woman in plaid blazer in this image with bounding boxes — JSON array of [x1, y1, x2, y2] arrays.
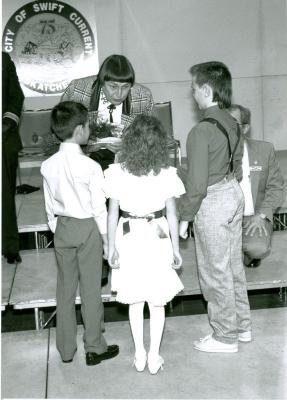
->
[[46, 55, 154, 171]]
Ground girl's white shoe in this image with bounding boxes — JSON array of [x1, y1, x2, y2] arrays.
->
[[147, 354, 164, 375], [133, 351, 147, 372]]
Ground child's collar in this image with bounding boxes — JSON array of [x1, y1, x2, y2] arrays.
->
[[59, 142, 84, 153]]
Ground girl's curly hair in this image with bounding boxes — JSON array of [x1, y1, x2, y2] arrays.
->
[[118, 114, 170, 176]]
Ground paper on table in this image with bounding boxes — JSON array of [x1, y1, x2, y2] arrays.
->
[[96, 137, 122, 144]]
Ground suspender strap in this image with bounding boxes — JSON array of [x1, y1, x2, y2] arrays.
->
[[201, 117, 241, 173]]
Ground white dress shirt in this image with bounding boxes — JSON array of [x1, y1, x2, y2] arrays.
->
[[41, 143, 107, 234], [240, 141, 255, 216], [97, 90, 122, 124]]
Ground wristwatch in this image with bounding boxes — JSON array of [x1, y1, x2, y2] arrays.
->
[[259, 213, 267, 220]]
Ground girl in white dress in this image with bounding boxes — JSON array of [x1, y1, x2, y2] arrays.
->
[[104, 115, 185, 374]]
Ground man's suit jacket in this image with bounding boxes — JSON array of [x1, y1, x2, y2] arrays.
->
[[61, 75, 154, 128], [2, 52, 24, 152], [246, 138, 284, 221]]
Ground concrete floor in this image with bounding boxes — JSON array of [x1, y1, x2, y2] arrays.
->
[[2, 308, 287, 399]]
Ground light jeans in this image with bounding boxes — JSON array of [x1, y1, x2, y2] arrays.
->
[[193, 177, 251, 344]]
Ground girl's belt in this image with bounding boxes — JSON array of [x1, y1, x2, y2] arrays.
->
[[121, 209, 165, 222]]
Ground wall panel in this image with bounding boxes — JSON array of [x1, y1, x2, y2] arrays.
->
[[2, 0, 286, 151], [261, 0, 287, 76], [119, 0, 262, 83], [263, 76, 287, 149], [232, 77, 264, 142]]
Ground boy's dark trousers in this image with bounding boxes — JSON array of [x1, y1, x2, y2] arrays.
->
[[54, 216, 107, 361]]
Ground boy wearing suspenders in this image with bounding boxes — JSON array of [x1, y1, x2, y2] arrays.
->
[[179, 61, 252, 353]]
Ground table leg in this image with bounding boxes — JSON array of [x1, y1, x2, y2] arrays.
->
[[35, 232, 39, 249], [34, 308, 40, 330]]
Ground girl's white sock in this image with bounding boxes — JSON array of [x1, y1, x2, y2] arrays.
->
[[148, 303, 165, 357], [129, 302, 146, 355]]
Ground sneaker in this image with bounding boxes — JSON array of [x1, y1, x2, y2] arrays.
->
[[238, 331, 252, 342], [193, 334, 238, 353]]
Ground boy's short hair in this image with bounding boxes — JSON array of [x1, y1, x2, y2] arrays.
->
[[97, 54, 135, 86], [50, 101, 88, 142], [190, 61, 232, 109], [229, 104, 251, 125]]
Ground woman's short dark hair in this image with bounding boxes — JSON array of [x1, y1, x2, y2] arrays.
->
[[50, 101, 88, 142], [190, 61, 232, 109], [97, 54, 135, 86], [118, 115, 170, 176]]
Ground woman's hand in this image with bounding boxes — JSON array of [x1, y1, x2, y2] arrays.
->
[[105, 141, 122, 153], [179, 221, 189, 239], [108, 248, 120, 269], [86, 140, 122, 154], [86, 142, 104, 153], [172, 250, 182, 270]]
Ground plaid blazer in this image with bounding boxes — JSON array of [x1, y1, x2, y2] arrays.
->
[[61, 75, 154, 128], [44, 75, 154, 155]]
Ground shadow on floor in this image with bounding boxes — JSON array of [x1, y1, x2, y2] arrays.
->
[[2, 288, 286, 332]]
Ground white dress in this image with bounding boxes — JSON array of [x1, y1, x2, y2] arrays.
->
[[104, 163, 185, 306]]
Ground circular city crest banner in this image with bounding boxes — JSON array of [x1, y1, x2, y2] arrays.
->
[[2, 1, 96, 94]]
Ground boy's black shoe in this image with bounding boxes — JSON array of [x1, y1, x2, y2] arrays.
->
[[16, 184, 40, 195], [86, 345, 119, 366], [5, 253, 22, 264], [246, 258, 261, 268]]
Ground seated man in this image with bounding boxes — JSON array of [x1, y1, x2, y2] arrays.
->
[[229, 104, 284, 267]]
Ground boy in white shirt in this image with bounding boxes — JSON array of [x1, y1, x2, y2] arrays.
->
[[41, 101, 119, 365]]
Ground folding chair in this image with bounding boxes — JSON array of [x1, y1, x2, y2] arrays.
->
[[152, 101, 181, 166]]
